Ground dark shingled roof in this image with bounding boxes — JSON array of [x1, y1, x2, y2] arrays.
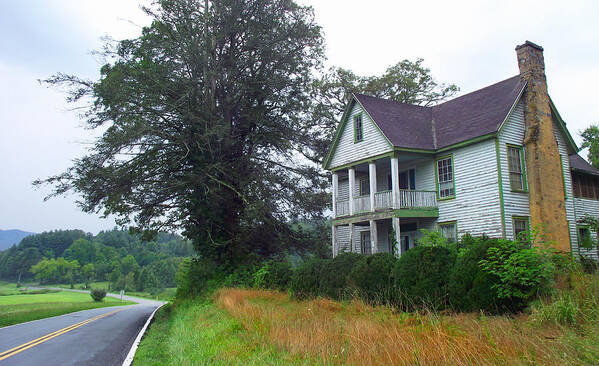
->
[[570, 154, 599, 176], [353, 75, 527, 150]]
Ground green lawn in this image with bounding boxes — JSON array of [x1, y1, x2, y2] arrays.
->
[[53, 282, 176, 301], [0, 282, 136, 327]]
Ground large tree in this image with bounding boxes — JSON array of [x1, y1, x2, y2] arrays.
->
[[36, 0, 328, 265], [581, 124, 599, 169], [303, 60, 459, 163]]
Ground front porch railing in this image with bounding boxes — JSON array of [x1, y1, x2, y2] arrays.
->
[[399, 190, 437, 208]]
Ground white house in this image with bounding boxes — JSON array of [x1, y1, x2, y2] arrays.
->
[[324, 41, 599, 260]]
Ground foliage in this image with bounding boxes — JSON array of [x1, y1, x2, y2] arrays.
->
[[90, 288, 107, 302], [580, 255, 598, 274], [348, 253, 397, 304], [175, 257, 223, 298], [394, 245, 455, 310], [318, 252, 363, 300], [30, 257, 80, 285], [581, 124, 599, 169], [448, 237, 508, 313], [253, 260, 293, 290], [416, 229, 449, 247], [289, 258, 326, 299], [478, 239, 555, 310], [35, 0, 329, 265]]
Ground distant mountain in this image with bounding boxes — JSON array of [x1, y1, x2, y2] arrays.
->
[[0, 230, 35, 251]]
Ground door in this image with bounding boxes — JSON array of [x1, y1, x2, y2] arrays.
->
[[402, 235, 410, 254], [360, 231, 371, 254]]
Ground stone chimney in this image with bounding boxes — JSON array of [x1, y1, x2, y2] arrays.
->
[[516, 41, 570, 251]]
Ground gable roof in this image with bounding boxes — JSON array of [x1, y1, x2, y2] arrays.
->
[[570, 154, 599, 176], [324, 74, 579, 169]]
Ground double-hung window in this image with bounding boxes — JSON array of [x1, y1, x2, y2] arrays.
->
[[354, 114, 363, 142], [507, 145, 526, 191], [513, 216, 529, 240], [436, 156, 455, 199], [439, 221, 457, 243]]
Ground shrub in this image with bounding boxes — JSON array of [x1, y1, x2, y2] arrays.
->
[[394, 246, 455, 310], [580, 255, 598, 274], [479, 239, 555, 311], [318, 252, 363, 300], [176, 257, 223, 298], [252, 260, 293, 290], [90, 288, 107, 302], [348, 253, 397, 304], [289, 258, 327, 299], [449, 238, 508, 313], [223, 264, 258, 288]]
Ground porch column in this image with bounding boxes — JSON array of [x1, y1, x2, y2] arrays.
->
[[391, 156, 400, 208], [392, 217, 401, 257], [348, 222, 355, 253], [369, 161, 377, 212], [370, 220, 378, 254], [332, 172, 339, 218], [348, 167, 356, 215], [331, 225, 337, 257]]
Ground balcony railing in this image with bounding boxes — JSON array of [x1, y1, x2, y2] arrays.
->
[[375, 190, 393, 209], [336, 199, 350, 217], [353, 195, 370, 213], [399, 190, 437, 208]]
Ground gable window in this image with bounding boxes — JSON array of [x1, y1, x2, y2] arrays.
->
[[507, 145, 527, 191], [354, 114, 364, 142], [359, 177, 369, 196], [436, 156, 455, 199], [513, 216, 529, 240], [578, 226, 593, 248], [439, 221, 457, 242]]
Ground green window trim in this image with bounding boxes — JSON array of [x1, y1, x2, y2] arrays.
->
[[438, 220, 458, 242], [354, 113, 364, 143], [506, 144, 528, 192], [435, 154, 456, 200], [576, 224, 593, 249], [512, 216, 530, 240]]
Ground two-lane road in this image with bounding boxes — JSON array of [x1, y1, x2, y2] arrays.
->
[[0, 291, 164, 365]]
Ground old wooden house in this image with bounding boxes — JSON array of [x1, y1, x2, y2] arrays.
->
[[324, 41, 599, 260]]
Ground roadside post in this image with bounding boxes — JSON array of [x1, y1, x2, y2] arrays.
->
[[120, 289, 124, 302]]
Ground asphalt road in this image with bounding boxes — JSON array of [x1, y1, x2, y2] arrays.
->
[[0, 290, 164, 366]]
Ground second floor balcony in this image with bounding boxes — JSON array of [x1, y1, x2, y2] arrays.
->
[[335, 189, 437, 217]]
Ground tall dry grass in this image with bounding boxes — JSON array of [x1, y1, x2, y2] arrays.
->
[[214, 288, 587, 366]]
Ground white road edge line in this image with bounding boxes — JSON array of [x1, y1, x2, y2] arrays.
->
[[122, 302, 166, 366]]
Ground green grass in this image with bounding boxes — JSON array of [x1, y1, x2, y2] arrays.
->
[[125, 288, 177, 302], [0, 284, 136, 327], [133, 299, 309, 366]]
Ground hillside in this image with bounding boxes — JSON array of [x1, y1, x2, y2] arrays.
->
[[0, 229, 35, 250]]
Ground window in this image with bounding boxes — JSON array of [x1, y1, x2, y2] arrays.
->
[[354, 114, 363, 142], [360, 231, 371, 254], [436, 156, 455, 199], [439, 222, 457, 242], [578, 226, 593, 248], [513, 217, 529, 240], [359, 177, 369, 196], [399, 169, 416, 190], [507, 145, 526, 191]]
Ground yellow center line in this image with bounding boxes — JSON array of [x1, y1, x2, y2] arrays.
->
[[0, 308, 125, 361]]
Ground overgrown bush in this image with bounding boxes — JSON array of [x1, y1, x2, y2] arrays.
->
[[448, 238, 508, 313], [90, 288, 107, 302], [394, 246, 455, 310], [176, 257, 223, 298], [223, 263, 259, 288], [479, 239, 555, 311], [253, 260, 293, 290], [318, 252, 363, 300], [348, 253, 397, 304], [289, 258, 327, 299], [580, 255, 598, 274]]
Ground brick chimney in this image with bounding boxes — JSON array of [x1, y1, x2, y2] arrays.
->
[[516, 41, 570, 251]]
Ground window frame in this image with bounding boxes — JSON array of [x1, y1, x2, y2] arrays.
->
[[438, 221, 458, 243], [354, 113, 364, 143], [506, 144, 528, 192], [358, 176, 370, 196], [435, 154, 455, 200], [577, 225, 593, 248], [360, 230, 371, 254], [512, 216, 530, 240]]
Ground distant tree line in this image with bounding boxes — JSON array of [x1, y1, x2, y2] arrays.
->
[[0, 229, 194, 293]]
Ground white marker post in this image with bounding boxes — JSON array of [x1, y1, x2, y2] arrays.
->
[[120, 290, 124, 302]]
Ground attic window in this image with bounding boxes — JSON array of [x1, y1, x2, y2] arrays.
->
[[354, 114, 363, 142]]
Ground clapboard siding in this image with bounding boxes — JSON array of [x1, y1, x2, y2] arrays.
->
[[398, 159, 436, 191], [329, 102, 392, 169], [437, 138, 503, 237], [574, 198, 599, 260], [498, 100, 531, 239], [336, 226, 351, 253], [552, 118, 580, 256]]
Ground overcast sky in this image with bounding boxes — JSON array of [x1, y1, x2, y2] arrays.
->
[[1, 0, 598, 234]]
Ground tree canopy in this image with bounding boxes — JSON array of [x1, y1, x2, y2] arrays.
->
[[581, 124, 599, 169]]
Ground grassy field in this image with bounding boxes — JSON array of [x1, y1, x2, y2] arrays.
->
[[135, 273, 599, 366], [53, 282, 176, 301], [0, 281, 136, 327]]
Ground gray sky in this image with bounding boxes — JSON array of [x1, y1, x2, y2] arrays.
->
[[1, 1, 598, 234]]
